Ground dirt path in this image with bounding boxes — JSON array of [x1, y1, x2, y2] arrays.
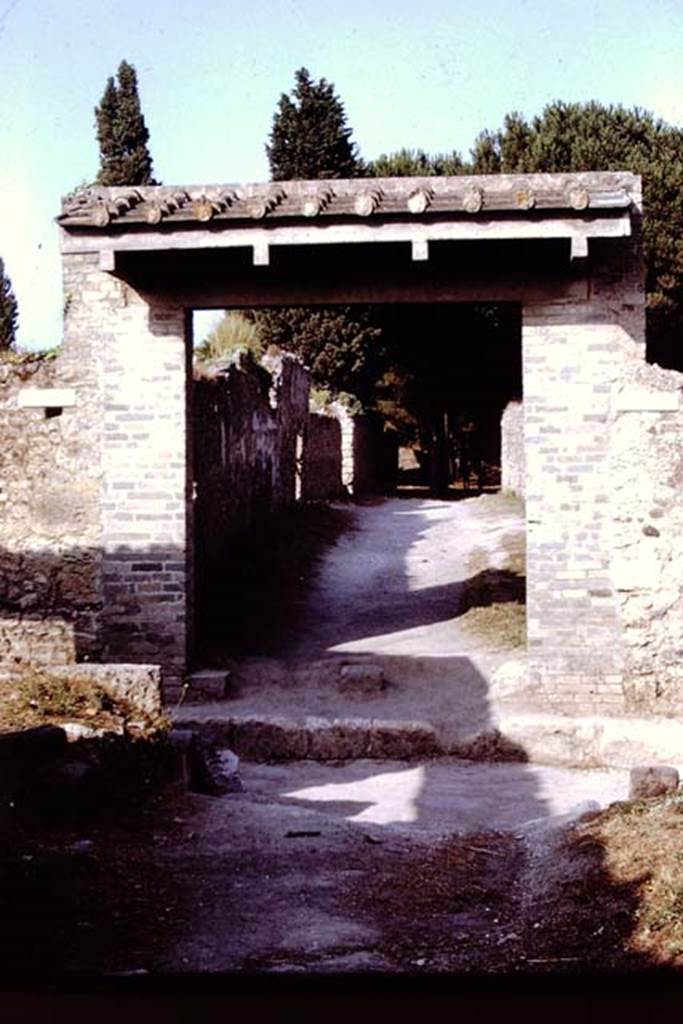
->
[[284, 493, 523, 664], [181, 494, 535, 754], [0, 757, 646, 977]]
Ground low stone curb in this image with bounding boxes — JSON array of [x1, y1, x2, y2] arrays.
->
[[491, 713, 683, 769], [176, 710, 683, 768], [177, 714, 442, 762]]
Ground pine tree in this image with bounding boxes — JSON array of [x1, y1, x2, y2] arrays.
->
[[0, 257, 18, 352], [95, 60, 155, 186], [468, 102, 683, 369], [367, 147, 464, 177], [266, 67, 359, 180]]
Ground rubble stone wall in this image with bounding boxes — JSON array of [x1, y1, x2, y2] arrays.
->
[[607, 362, 683, 714], [0, 351, 102, 677], [193, 352, 310, 637]]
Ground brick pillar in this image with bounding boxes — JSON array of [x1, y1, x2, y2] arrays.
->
[[62, 255, 192, 683], [522, 304, 636, 714]]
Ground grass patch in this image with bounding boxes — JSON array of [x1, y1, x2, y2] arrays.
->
[[459, 601, 526, 649], [574, 796, 683, 966], [458, 525, 526, 650]]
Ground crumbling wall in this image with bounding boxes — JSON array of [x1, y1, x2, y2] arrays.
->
[[501, 400, 525, 497], [193, 351, 310, 636], [303, 413, 344, 500], [263, 352, 311, 507], [0, 354, 102, 677], [608, 362, 683, 714]]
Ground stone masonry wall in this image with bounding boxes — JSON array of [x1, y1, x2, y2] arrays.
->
[[193, 351, 310, 641], [0, 353, 102, 676], [303, 413, 344, 501], [500, 400, 525, 497], [523, 199, 648, 715], [607, 361, 683, 715], [62, 253, 191, 686]]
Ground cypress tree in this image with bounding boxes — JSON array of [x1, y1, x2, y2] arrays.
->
[[95, 60, 155, 186], [266, 67, 359, 180], [0, 257, 18, 352]]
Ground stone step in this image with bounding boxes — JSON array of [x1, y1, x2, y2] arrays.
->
[[174, 708, 683, 770], [185, 669, 233, 702], [173, 712, 527, 762]]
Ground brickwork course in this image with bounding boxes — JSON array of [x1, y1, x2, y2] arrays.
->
[[0, 171, 680, 716]]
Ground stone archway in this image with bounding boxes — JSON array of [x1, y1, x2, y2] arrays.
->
[[6, 170, 679, 716]]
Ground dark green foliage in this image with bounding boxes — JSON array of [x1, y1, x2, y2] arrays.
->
[[0, 258, 18, 351], [468, 102, 683, 368], [249, 307, 385, 407], [95, 60, 155, 186], [266, 67, 359, 180], [260, 70, 381, 405], [367, 147, 464, 177]]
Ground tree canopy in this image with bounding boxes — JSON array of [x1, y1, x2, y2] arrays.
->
[[266, 67, 359, 180], [0, 258, 18, 352], [258, 69, 383, 408], [366, 147, 463, 177], [466, 102, 683, 369], [95, 60, 156, 186], [248, 306, 385, 406], [363, 102, 683, 371]]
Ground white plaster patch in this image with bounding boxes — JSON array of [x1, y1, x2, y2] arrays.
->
[[613, 388, 680, 413], [18, 388, 76, 408]]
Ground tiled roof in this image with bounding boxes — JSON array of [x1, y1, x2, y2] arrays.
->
[[58, 174, 635, 230]]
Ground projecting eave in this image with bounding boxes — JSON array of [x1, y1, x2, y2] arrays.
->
[[58, 171, 639, 267]]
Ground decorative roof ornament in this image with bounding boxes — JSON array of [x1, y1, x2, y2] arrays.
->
[[515, 187, 536, 210], [91, 204, 111, 227], [354, 189, 382, 216], [145, 202, 164, 225], [407, 188, 432, 214], [302, 188, 334, 218], [246, 188, 285, 220], [462, 187, 484, 214], [192, 196, 215, 222], [145, 191, 190, 224], [568, 186, 590, 211]]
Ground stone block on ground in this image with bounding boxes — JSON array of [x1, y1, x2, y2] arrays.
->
[[338, 663, 385, 696], [186, 669, 233, 702], [188, 733, 243, 795], [45, 663, 162, 716], [629, 765, 680, 800]]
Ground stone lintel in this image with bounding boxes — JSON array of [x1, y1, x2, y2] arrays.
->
[[60, 213, 632, 257]]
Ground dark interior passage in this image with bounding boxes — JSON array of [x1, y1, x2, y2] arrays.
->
[[190, 301, 522, 664]]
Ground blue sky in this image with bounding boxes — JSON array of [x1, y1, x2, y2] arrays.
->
[[2, 0, 683, 349]]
